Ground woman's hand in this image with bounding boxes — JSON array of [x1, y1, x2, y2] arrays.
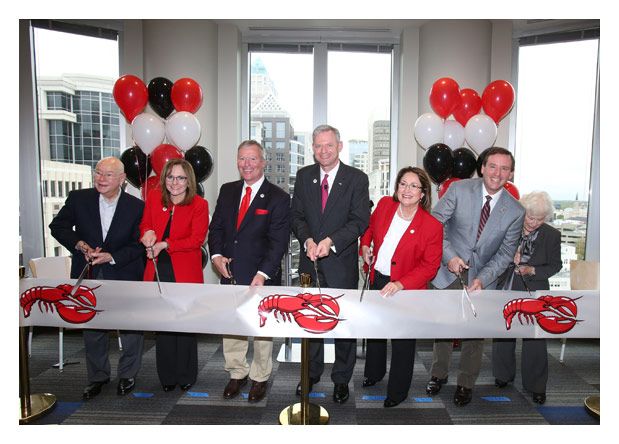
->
[[146, 241, 167, 260], [380, 280, 403, 298], [361, 245, 373, 265], [141, 230, 157, 248], [515, 264, 535, 276]]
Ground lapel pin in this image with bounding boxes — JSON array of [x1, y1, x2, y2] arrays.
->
[[260, 194, 264, 198], [163, 207, 168, 212], [313, 178, 317, 184], [338, 182, 342, 186], [410, 229, 415, 234]]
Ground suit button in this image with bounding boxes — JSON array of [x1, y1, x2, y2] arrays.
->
[[234, 240, 238, 244], [392, 261, 396, 265]]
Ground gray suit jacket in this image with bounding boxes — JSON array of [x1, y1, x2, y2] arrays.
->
[[431, 177, 525, 289], [291, 162, 369, 289]]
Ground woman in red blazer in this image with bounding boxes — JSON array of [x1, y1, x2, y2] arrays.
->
[[359, 166, 442, 407], [140, 159, 209, 392]]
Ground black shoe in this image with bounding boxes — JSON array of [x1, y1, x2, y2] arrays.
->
[[117, 377, 135, 395], [454, 385, 472, 406], [533, 393, 546, 404], [362, 378, 377, 387], [494, 378, 508, 388], [180, 383, 193, 391], [333, 383, 349, 403], [426, 376, 448, 395], [162, 385, 176, 392], [296, 377, 320, 396], [83, 379, 109, 399], [383, 397, 399, 408]]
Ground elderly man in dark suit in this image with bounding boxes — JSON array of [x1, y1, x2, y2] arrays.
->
[[425, 147, 525, 406], [49, 157, 145, 399], [208, 140, 290, 403], [291, 124, 369, 403]]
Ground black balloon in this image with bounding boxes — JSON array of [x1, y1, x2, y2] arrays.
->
[[121, 146, 152, 188], [476, 147, 491, 177], [201, 245, 208, 269], [451, 147, 477, 179], [185, 145, 214, 183], [196, 182, 204, 198], [423, 143, 454, 184], [148, 77, 175, 119]]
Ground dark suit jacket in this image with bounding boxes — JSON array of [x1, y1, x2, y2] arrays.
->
[[359, 196, 443, 290], [431, 178, 525, 289], [500, 222, 563, 292], [291, 162, 369, 289], [208, 178, 291, 285], [49, 188, 145, 281]]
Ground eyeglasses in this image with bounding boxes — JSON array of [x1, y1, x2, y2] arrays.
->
[[398, 182, 423, 191], [165, 175, 188, 183], [94, 170, 119, 179]]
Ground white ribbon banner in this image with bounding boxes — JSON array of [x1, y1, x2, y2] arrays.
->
[[18, 278, 599, 339]]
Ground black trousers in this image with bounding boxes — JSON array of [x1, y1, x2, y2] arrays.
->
[[364, 270, 416, 403], [156, 332, 198, 386]]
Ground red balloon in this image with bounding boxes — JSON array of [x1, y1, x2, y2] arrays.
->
[[482, 80, 515, 124], [438, 177, 461, 199], [150, 144, 183, 176], [452, 88, 482, 126], [429, 78, 461, 119], [171, 78, 203, 113], [504, 182, 520, 200], [141, 175, 161, 201], [113, 75, 148, 123]]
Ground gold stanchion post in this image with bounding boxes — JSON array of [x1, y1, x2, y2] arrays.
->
[[19, 266, 56, 424], [279, 274, 328, 425]]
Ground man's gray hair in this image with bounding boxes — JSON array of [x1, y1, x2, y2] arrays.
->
[[312, 125, 340, 144], [237, 140, 265, 160]]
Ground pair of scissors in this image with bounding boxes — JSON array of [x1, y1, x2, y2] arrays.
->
[[457, 272, 477, 317], [514, 264, 534, 297], [360, 254, 374, 302], [70, 257, 93, 297], [148, 247, 162, 293], [226, 260, 236, 285]]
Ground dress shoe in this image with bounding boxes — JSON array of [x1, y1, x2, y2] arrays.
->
[[383, 397, 400, 408], [333, 383, 349, 403], [494, 378, 508, 388], [454, 385, 473, 406], [117, 377, 135, 395], [248, 380, 268, 402], [362, 378, 377, 387], [83, 379, 109, 399], [162, 385, 176, 392], [180, 383, 192, 391], [223, 376, 248, 399], [426, 376, 448, 395], [296, 377, 320, 396], [533, 393, 546, 404]]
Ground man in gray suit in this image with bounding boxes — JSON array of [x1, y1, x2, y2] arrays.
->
[[425, 147, 525, 406], [291, 124, 369, 403]]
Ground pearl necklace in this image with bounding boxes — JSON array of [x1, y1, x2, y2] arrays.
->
[[397, 204, 417, 221]]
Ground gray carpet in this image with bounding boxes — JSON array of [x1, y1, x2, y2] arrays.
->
[[22, 328, 600, 425]]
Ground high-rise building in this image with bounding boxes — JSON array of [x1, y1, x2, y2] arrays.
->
[[370, 120, 390, 171], [349, 139, 369, 173]]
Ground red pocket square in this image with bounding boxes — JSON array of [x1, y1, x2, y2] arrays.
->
[[255, 209, 269, 215]]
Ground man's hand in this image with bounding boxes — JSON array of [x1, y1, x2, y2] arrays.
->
[[315, 237, 333, 259], [468, 278, 483, 291], [305, 238, 318, 262], [250, 274, 266, 288], [447, 256, 468, 275], [212, 256, 231, 278], [90, 247, 113, 265]]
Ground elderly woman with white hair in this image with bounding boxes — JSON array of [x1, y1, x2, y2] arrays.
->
[[493, 191, 562, 405]]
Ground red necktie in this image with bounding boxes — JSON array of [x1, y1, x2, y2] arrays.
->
[[237, 186, 251, 230], [477, 195, 492, 240], [321, 174, 329, 213]]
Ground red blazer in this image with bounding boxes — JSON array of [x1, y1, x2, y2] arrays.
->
[[359, 196, 443, 290], [140, 189, 209, 284]]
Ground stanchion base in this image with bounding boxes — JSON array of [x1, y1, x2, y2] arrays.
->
[[19, 393, 56, 424], [279, 402, 329, 425], [584, 395, 600, 418]]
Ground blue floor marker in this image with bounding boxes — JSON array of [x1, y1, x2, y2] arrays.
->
[[414, 398, 434, 402], [187, 392, 209, 397], [132, 392, 154, 398], [362, 395, 386, 400], [309, 392, 326, 398], [481, 396, 511, 402]]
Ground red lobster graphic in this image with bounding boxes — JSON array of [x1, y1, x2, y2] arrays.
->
[[503, 295, 582, 334], [20, 284, 102, 324], [258, 293, 343, 333]]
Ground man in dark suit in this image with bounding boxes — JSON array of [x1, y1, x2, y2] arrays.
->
[[291, 124, 369, 403], [425, 147, 525, 406], [49, 157, 145, 399], [208, 140, 290, 403]]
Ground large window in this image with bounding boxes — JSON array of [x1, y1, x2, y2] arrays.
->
[[513, 35, 599, 289]]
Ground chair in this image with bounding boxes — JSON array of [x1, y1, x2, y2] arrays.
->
[[561, 259, 600, 363], [28, 256, 78, 371]]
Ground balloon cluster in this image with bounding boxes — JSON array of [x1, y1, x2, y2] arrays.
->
[[113, 75, 214, 200], [417, 77, 519, 200], [414, 78, 515, 154]]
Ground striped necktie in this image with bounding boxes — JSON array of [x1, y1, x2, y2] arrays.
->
[[477, 195, 492, 240]]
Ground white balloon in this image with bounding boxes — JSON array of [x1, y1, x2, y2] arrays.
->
[[464, 114, 497, 153], [414, 112, 444, 150], [443, 120, 465, 150], [131, 113, 165, 155], [165, 111, 201, 152]]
